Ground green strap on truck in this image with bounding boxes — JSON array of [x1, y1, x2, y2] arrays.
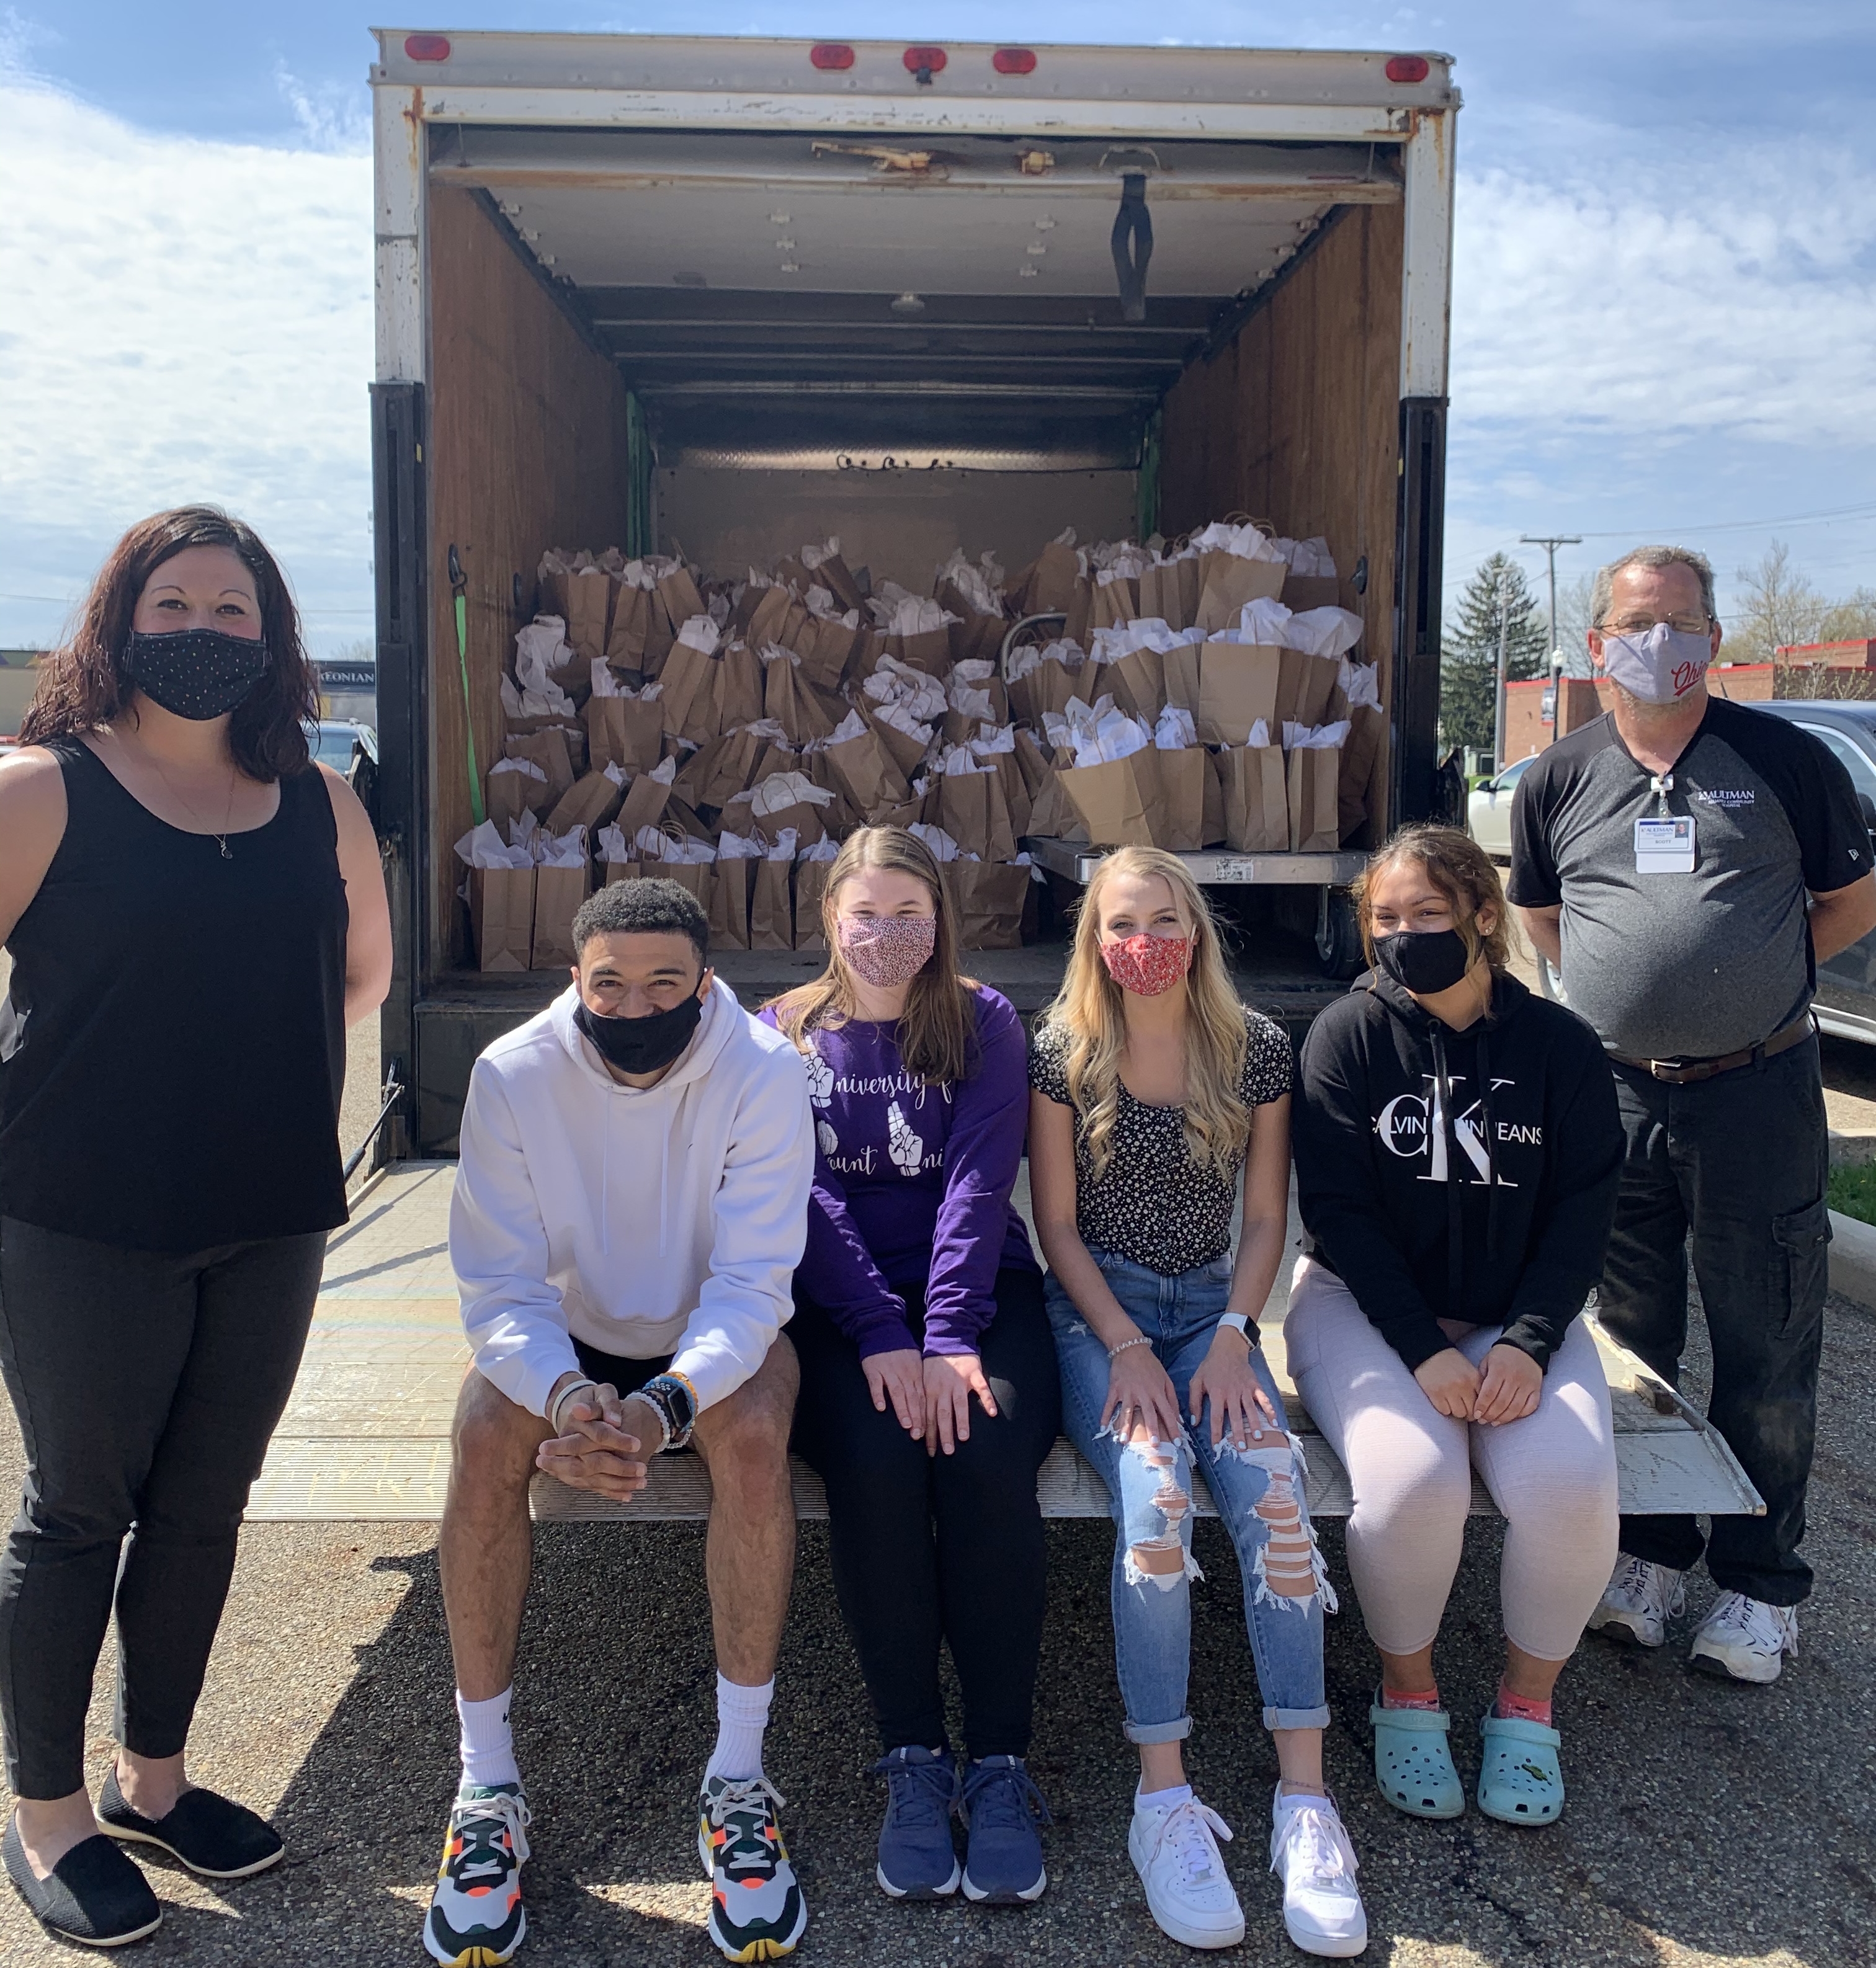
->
[[448, 545, 485, 827]]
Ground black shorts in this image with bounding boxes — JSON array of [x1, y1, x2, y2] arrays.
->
[[568, 1338, 690, 1451]]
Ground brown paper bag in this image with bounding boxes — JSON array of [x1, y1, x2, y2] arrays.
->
[[547, 771, 625, 836], [536, 560, 570, 624], [1195, 553, 1287, 634], [825, 723, 911, 816], [793, 615, 857, 693], [708, 857, 754, 950], [1220, 746, 1290, 852], [812, 551, 866, 614], [1153, 749, 1207, 853], [711, 640, 764, 732], [674, 729, 765, 812], [1104, 646, 1166, 724], [565, 568, 615, 664], [749, 858, 793, 951], [583, 694, 664, 776], [486, 762, 550, 830], [1287, 746, 1342, 852], [1063, 579, 1093, 651], [1184, 643, 1281, 746], [888, 626, 952, 678], [1339, 705, 1386, 845], [504, 727, 576, 807], [1024, 540, 1081, 615], [863, 706, 932, 784], [1202, 748, 1226, 847], [604, 585, 653, 666], [794, 855, 834, 950], [1012, 728, 1055, 800], [1057, 750, 1159, 847], [601, 857, 641, 887], [1024, 766, 1089, 842], [1276, 648, 1341, 731], [987, 750, 1032, 839], [615, 769, 676, 844], [951, 862, 1031, 951], [938, 768, 1017, 863], [1282, 572, 1343, 615], [530, 862, 594, 971], [657, 566, 707, 631], [470, 866, 535, 972], [1089, 574, 1138, 632], [764, 656, 836, 743], [657, 636, 716, 740]]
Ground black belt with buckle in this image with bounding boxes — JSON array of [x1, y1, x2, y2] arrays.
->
[[1607, 1012, 1816, 1085]]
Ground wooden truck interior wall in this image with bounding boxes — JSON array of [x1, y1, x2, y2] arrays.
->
[[427, 183, 634, 961], [1159, 203, 1403, 844]]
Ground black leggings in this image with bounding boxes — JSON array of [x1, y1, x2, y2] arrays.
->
[[0, 1218, 325, 1798], [790, 1267, 1060, 1761]]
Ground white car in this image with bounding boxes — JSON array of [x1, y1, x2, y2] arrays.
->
[[1467, 752, 1539, 860]]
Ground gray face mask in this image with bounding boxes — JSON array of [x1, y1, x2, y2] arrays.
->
[[1599, 621, 1710, 705]]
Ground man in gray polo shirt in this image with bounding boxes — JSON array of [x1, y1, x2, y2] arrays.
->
[[1510, 543, 1876, 1684]]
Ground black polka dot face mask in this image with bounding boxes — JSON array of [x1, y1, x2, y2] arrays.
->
[[124, 628, 270, 720]]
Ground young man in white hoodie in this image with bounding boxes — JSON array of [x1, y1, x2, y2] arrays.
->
[[425, 879, 814, 1968]]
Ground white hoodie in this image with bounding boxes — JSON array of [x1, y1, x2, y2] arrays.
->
[[450, 977, 813, 1417]]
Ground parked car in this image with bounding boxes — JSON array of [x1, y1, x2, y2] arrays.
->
[[1466, 752, 1539, 859]]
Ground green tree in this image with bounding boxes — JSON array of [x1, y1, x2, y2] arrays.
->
[[1720, 539, 1825, 662], [1440, 553, 1549, 755]]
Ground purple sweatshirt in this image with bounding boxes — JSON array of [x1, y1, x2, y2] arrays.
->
[[759, 987, 1036, 1360]]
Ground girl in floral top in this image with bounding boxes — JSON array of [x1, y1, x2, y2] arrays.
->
[[1029, 846, 1364, 1959], [761, 827, 1057, 1912]]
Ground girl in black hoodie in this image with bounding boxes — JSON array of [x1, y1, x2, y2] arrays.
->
[[1289, 826, 1622, 1830]]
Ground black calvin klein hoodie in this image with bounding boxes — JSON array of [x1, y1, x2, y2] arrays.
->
[[1293, 969, 1624, 1371]]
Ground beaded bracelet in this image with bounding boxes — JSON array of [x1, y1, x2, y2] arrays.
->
[[1107, 1335, 1153, 1361]]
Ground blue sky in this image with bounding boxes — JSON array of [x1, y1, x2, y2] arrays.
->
[[4, 1, 1874, 657]]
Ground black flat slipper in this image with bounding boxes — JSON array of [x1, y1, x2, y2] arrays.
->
[[4, 1817, 162, 1948], [96, 1769, 284, 1881]]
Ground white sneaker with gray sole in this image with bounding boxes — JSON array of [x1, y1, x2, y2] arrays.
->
[[1689, 1592, 1798, 1684], [1586, 1555, 1685, 1649]]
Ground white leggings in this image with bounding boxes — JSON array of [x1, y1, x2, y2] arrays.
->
[[1284, 1257, 1619, 1662]]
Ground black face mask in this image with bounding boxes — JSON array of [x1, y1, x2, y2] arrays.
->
[[125, 628, 270, 721], [1374, 927, 1473, 995], [574, 990, 704, 1077]]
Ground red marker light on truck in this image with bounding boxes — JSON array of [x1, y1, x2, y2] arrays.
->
[[1385, 55, 1430, 83], [993, 48, 1037, 75], [810, 43, 855, 70], [903, 46, 948, 76], [403, 33, 451, 62]]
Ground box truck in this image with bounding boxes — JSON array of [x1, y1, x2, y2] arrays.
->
[[366, 30, 1458, 1155]]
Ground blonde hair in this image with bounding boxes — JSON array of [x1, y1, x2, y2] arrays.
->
[[1038, 846, 1252, 1183], [767, 827, 980, 1087], [1354, 824, 1514, 976]]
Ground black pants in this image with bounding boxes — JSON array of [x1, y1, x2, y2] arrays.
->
[[0, 1218, 326, 1797], [1596, 1036, 1829, 1605], [790, 1268, 1060, 1760]]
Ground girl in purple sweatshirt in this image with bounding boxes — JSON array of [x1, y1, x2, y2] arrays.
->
[[762, 826, 1057, 1912]]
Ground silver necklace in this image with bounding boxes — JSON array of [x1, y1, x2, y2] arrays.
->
[[123, 728, 238, 858]]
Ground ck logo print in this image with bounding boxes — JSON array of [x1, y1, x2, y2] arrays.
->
[[1374, 1075, 1529, 1185]]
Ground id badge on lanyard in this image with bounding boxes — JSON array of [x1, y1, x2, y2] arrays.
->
[[1635, 772, 1697, 874]]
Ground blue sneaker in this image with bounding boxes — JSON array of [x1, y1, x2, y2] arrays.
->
[[871, 1747, 961, 1899], [960, 1757, 1050, 1905]]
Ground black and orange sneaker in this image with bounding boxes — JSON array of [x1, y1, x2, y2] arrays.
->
[[424, 1783, 531, 1966], [697, 1775, 806, 1962]]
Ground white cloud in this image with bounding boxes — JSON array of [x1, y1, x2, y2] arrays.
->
[[0, 74, 373, 644], [1451, 141, 1876, 445]]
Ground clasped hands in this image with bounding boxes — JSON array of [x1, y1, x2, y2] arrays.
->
[[536, 1374, 658, 1497], [1413, 1342, 1542, 1424], [862, 1347, 998, 1456]]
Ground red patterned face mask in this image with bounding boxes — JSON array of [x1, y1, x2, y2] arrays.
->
[[836, 912, 937, 989], [1099, 930, 1194, 997]]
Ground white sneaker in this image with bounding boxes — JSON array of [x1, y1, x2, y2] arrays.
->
[[1586, 1554, 1686, 1647], [1269, 1789, 1367, 1959], [1128, 1791, 1245, 1950], [1690, 1592, 1799, 1684]]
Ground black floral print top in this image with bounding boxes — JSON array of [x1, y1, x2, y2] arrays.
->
[[1028, 1007, 1292, 1275]]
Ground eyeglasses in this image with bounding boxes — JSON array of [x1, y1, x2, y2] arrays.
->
[[1597, 613, 1712, 637]]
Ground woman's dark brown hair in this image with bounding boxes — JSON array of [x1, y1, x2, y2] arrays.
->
[[20, 505, 318, 781], [1353, 822, 1517, 976]]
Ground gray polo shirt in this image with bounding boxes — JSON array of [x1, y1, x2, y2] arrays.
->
[[1508, 701, 1868, 1061]]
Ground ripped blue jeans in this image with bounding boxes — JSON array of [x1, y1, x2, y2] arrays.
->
[[1047, 1251, 1333, 1740]]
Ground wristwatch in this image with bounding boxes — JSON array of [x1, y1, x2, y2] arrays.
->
[[1217, 1312, 1257, 1351]]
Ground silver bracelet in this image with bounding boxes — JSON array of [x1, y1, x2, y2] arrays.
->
[[548, 1376, 597, 1434], [1107, 1334, 1153, 1361]]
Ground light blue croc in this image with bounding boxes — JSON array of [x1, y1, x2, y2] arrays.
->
[[1369, 1692, 1465, 1819], [1476, 1712, 1565, 1827]]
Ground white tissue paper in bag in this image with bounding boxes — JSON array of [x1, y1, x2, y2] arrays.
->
[[908, 823, 963, 862], [1155, 706, 1198, 750], [453, 821, 534, 870]]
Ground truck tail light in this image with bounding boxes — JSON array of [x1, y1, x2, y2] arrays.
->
[[403, 34, 452, 62], [1385, 55, 1430, 83], [993, 48, 1037, 75], [810, 43, 855, 71], [903, 46, 948, 78]]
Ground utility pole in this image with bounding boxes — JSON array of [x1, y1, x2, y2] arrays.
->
[[1521, 533, 1584, 672], [1494, 569, 1510, 771]]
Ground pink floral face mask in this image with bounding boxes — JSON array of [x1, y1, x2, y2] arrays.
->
[[1099, 930, 1194, 997], [836, 912, 937, 989]]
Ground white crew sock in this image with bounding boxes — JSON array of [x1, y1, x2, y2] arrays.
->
[[704, 1674, 773, 1784], [457, 1686, 520, 1792], [1135, 1782, 1194, 1815]]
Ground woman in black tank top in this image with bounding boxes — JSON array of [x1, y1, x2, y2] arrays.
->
[[0, 507, 390, 1946]]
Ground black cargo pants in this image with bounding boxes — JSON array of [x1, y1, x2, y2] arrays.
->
[[1595, 1033, 1829, 1606]]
